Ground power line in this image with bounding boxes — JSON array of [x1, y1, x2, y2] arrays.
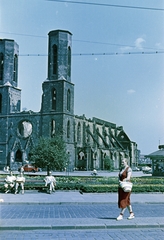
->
[[1, 31, 162, 52], [47, 0, 164, 11], [0, 31, 47, 38], [73, 39, 164, 51], [19, 51, 164, 57]]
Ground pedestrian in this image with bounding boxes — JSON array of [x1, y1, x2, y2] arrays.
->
[[116, 158, 135, 220], [4, 171, 16, 193], [19, 166, 24, 174], [3, 166, 10, 173], [91, 169, 98, 176], [15, 172, 26, 194], [44, 172, 56, 194]]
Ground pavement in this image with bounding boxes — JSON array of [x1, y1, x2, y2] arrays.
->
[[0, 191, 164, 230]]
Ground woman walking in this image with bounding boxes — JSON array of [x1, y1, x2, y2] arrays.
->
[[117, 158, 135, 220]]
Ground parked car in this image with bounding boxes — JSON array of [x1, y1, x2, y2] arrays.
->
[[132, 167, 140, 171], [142, 166, 152, 174], [18, 164, 41, 173]]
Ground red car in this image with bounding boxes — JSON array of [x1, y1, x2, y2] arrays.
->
[[19, 164, 39, 173]]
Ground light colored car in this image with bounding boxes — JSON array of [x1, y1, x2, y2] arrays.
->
[[132, 167, 140, 171], [142, 166, 152, 174]]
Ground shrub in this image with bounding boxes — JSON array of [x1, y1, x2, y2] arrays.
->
[[0, 175, 164, 193]]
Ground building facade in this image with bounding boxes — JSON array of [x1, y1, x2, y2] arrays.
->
[[145, 145, 164, 176], [0, 30, 138, 171]]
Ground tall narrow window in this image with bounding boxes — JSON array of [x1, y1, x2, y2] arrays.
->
[[51, 119, 55, 137], [77, 122, 81, 143], [0, 53, 4, 80], [52, 88, 56, 110], [67, 89, 71, 111], [53, 44, 57, 75], [68, 46, 71, 77], [13, 54, 18, 82], [0, 94, 2, 113], [67, 120, 70, 138], [15, 149, 22, 162]]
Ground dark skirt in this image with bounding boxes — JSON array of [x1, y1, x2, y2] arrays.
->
[[118, 187, 131, 208]]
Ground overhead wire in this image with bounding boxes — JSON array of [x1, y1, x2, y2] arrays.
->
[[1, 31, 163, 53], [19, 51, 164, 57], [47, 0, 164, 11]]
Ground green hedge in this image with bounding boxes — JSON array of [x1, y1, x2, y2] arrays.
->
[[0, 175, 164, 193]]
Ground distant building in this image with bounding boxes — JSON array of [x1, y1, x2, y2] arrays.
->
[[0, 30, 138, 171], [139, 154, 151, 165], [145, 145, 164, 176]]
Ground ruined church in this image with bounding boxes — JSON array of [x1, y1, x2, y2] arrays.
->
[[0, 29, 138, 171]]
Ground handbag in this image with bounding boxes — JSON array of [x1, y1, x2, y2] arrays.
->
[[119, 181, 133, 192]]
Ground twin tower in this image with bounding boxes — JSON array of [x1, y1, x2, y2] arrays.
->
[[0, 30, 75, 169]]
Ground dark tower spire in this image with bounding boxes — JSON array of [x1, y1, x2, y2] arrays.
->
[[48, 30, 72, 82], [0, 39, 21, 114], [41, 30, 74, 115]]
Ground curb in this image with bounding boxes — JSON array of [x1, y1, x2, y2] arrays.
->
[[1, 224, 164, 231], [1, 201, 164, 205]]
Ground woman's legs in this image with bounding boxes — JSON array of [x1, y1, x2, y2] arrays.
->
[[117, 206, 135, 220], [116, 208, 126, 220], [120, 208, 126, 215], [127, 205, 135, 219]]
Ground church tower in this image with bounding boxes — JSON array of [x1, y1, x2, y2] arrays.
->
[[0, 39, 21, 115], [41, 30, 75, 168]]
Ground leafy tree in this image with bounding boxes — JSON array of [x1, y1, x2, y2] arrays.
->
[[104, 156, 114, 171], [29, 135, 69, 174]]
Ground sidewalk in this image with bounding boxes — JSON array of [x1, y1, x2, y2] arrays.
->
[[0, 191, 164, 230], [1, 190, 164, 204]]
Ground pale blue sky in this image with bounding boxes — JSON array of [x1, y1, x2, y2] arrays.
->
[[0, 0, 164, 154]]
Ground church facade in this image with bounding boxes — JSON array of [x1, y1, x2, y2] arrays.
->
[[0, 30, 138, 171]]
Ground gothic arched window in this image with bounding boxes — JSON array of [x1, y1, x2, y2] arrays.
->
[[13, 54, 18, 82], [0, 93, 2, 113], [67, 89, 71, 111], [0, 53, 4, 80], [15, 149, 22, 162], [68, 46, 71, 77], [53, 44, 57, 75], [77, 122, 81, 143], [67, 120, 70, 138], [52, 88, 56, 110], [51, 119, 55, 137]]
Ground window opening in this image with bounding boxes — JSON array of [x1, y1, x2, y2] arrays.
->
[[15, 149, 22, 162], [68, 46, 71, 77], [67, 120, 70, 138], [51, 119, 55, 137], [53, 44, 57, 75], [52, 88, 56, 110], [67, 89, 71, 111], [13, 54, 18, 82], [0, 53, 4, 80], [0, 94, 2, 113], [77, 122, 81, 143]]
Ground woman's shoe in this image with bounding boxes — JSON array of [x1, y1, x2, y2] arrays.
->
[[116, 214, 123, 220], [127, 212, 135, 220]]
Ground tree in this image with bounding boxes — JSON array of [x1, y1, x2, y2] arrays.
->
[[104, 156, 114, 171], [29, 135, 69, 174]]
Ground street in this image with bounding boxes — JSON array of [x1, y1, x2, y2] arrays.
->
[[1, 203, 164, 219], [1, 228, 164, 240], [1, 203, 164, 239]]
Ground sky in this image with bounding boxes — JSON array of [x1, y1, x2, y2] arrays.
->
[[0, 0, 164, 155]]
